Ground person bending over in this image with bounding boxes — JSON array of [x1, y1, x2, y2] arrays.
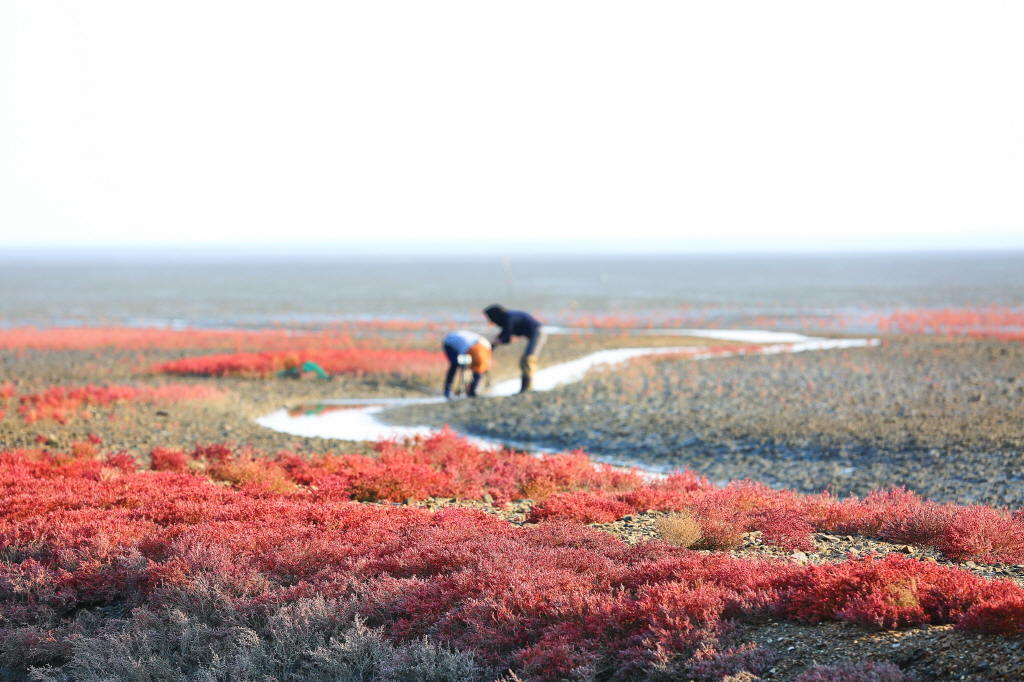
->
[[483, 304, 545, 394], [442, 330, 492, 398]]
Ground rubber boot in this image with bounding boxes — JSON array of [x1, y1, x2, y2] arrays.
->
[[519, 355, 538, 393]]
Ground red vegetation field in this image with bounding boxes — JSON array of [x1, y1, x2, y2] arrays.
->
[[140, 432, 1024, 566], [877, 307, 1024, 342], [7, 383, 226, 424], [3, 433, 1024, 679], [0, 323, 444, 354], [151, 348, 445, 378], [4, 308, 1021, 361]]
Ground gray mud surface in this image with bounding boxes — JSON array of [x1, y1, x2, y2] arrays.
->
[[0, 348, 406, 458], [0, 336, 718, 459], [383, 337, 1024, 506]]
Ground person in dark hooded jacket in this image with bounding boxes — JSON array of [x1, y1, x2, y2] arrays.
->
[[483, 304, 545, 393]]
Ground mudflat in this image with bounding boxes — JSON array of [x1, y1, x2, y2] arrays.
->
[[0, 333, 721, 458], [385, 337, 1024, 506]]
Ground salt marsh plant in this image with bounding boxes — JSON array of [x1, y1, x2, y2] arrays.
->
[[5, 433, 1024, 680], [11, 383, 226, 424], [152, 348, 443, 379]]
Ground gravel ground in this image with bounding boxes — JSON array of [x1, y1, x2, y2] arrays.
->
[[384, 337, 1024, 507]]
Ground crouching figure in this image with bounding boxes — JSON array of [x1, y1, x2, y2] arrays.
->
[[443, 330, 492, 398]]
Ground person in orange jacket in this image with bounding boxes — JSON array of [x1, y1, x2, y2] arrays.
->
[[442, 330, 492, 398]]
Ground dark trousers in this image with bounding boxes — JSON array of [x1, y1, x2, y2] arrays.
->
[[444, 343, 481, 396]]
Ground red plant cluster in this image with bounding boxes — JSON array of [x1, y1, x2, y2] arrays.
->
[[877, 307, 1024, 342], [0, 323, 445, 354], [0, 382, 15, 421], [3, 440, 1024, 681], [139, 432, 1024, 564], [529, 481, 1024, 563], [812, 488, 1024, 564], [775, 552, 1024, 630], [13, 383, 226, 424], [151, 348, 445, 378], [151, 433, 645, 504], [525, 491, 636, 524], [0, 326, 349, 352]]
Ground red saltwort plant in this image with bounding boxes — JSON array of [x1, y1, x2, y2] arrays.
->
[[46, 429, 1024, 565], [0, 323, 445, 354], [151, 348, 444, 378], [12, 383, 226, 424], [877, 307, 1024, 340], [4, 434, 1024, 680]]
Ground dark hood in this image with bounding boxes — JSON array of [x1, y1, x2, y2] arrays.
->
[[484, 304, 508, 326]]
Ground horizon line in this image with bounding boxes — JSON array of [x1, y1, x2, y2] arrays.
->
[[3, 242, 1024, 259]]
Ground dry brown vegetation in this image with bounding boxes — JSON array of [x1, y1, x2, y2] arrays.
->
[[654, 511, 702, 547]]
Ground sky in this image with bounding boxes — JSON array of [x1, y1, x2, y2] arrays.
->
[[1, 2, 1022, 253]]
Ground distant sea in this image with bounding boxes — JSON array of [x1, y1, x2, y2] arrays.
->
[[2, 250, 1022, 330]]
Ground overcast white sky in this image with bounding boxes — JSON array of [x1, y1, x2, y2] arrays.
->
[[1, 2, 1022, 253]]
